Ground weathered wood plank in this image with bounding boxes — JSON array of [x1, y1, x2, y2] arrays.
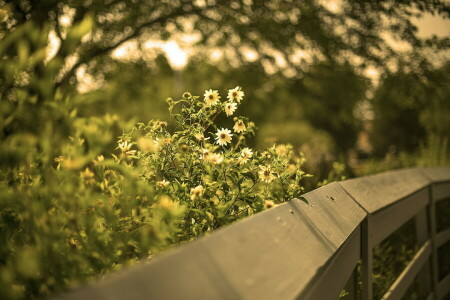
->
[[54, 167, 450, 300], [432, 182, 450, 202], [430, 184, 441, 300], [342, 268, 358, 300], [61, 240, 241, 300], [199, 202, 337, 300], [371, 188, 428, 245], [200, 182, 365, 300], [361, 216, 373, 300], [56, 183, 365, 300], [295, 182, 367, 247], [339, 168, 430, 214], [421, 167, 450, 183], [437, 273, 450, 300], [436, 228, 450, 248], [57, 240, 239, 300], [300, 227, 361, 300], [415, 208, 432, 298], [381, 241, 431, 300]]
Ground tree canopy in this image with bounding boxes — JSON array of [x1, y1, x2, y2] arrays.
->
[[1, 0, 449, 162], [371, 62, 450, 156], [1, 0, 449, 94]]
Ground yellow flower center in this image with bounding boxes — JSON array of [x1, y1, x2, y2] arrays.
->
[[232, 91, 238, 97], [220, 133, 226, 139]]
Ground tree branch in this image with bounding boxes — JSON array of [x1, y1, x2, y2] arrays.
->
[[55, 4, 217, 88]]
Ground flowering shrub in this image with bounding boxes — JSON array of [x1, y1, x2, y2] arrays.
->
[[0, 86, 308, 299], [113, 88, 308, 240]]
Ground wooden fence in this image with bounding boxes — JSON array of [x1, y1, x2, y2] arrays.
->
[[57, 167, 450, 300]]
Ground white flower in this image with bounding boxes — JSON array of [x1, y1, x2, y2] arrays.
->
[[224, 102, 237, 116], [258, 166, 276, 183], [215, 128, 233, 146], [195, 133, 209, 142], [201, 148, 224, 164], [241, 147, 253, 158], [204, 89, 221, 106], [118, 141, 136, 156], [118, 141, 131, 151], [233, 120, 246, 133], [156, 180, 170, 187], [238, 147, 253, 164], [227, 86, 244, 103], [207, 153, 224, 164], [190, 185, 204, 200], [200, 148, 210, 160]]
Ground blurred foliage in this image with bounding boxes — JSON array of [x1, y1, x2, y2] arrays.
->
[[81, 56, 367, 184], [2, 0, 448, 166], [370, 63, 450, 156], [0, 16, 309, 297], [1, 0, 449, 94], [372, 198, 450, 299], [289, 62, 369, 154], [372, 219, 419, 300], [0, 17, 148, 298], [355, 135, 449, 176], [75, 54, 174, 121]]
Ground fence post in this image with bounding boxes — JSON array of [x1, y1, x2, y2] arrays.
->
[[342, 267, 359, 300], [428, 184, 439, 300], [414, 207, 431, 298], [361, 216, 373, 300]]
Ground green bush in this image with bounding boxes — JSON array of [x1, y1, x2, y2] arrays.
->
[[0, 83, 309, 299], [0, 19, 310, 299], [354, 134, 449, 177]]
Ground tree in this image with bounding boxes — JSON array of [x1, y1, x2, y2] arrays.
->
[[75, 53, 175, 121], [288, 62, 369, 154], [370, 62, 450, 156], [1, 0, 449, 161], [1, 0, 449, 95]]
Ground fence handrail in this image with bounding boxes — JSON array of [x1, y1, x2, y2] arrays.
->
[[56, 167, 450, 300]]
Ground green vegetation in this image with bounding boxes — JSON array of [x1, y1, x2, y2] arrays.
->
[[370, 64, 450, 157], [0, 80, 310, 298]]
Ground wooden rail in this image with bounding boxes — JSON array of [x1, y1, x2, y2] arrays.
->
[[56, 167, 450, 300]]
